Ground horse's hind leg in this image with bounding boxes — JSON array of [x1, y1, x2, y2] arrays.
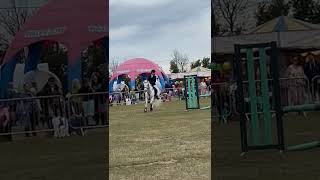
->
[[150, 103, 153, 112], [150, 93, 154, 112], [150, 98, 154, 112]]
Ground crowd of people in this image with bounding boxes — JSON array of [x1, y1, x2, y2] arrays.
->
[[69, 71, 108, 126], [109, 75, 211, 106], [0, 70, 108, 141], [283, 54, 320, 106], [212, 53, 320, 122]]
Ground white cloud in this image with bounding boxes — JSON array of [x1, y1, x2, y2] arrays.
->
[[109, 25, 141, 41]]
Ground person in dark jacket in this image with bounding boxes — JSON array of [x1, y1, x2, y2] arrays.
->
[[303, 54, 320, 98], [147, 70, 160, 99], [38, 77, 62, 130], [78, 79, 94, 126]]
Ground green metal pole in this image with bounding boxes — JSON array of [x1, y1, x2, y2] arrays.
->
[[259, 48, 272, 145], [287, 141, 320, 151], [247, 48, 260, 146]]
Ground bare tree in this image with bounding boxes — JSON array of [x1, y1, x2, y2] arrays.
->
[[171, 50, 189, 73], [0, 2, 29, 47], [212, 0, 222, 36], [109, 58, 119, 74], [215, 0, 248, 35], [0, 0, 38, 62]]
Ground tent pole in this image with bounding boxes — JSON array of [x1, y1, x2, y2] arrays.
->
[[277, 31, 281, 48]]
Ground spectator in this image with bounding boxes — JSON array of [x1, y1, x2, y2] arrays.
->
[[304, 54, 319, 81], [0, 104, 11, 141], [96, 77, 108, 125], [120, 81, 130, 103], [19, 83, 37, 137], [91, 72, 102, 92], [42, 77, 62, 96], [68, 79, 82, 117], [286, 56, 307, 106], [91, 72, 102, 125], [200, 79, 207, 95], [7, 83, 17, 128], [72, 79, 81, 94], [207, 77, 212, 91], [38, 77, 62, 130], [303, 54, 320, 99], [78, 79, 94, 126], [213, 71, 229, 122], [31, 82, 41, 127], [112, 81, 121, 105]]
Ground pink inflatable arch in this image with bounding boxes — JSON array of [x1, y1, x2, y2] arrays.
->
[[110, 58, 168, 90]]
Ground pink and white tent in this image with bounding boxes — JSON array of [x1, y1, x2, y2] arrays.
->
[[111, 58, 165, 80], [0, 0, 108, 98], [3, 0, 108, 65], [110, 58, 168, 90]]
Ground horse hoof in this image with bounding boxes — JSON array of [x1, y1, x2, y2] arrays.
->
[[150, 108, 153, 112], [144, 108, 147, 112]]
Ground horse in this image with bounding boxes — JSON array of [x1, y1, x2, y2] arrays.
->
[[143, 80, 155, 112], [143, 80, 162, 112]]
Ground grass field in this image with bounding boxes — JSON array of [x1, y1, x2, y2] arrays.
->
[[213, 112, 320, 180], [109, 98, 211, 180], [0, 128, 107, 180]]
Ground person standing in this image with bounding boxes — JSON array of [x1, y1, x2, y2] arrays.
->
[[95, 76, 108, 125], [70, 79, 81, 115], [136, 78, 142, 101], [286, 56, 307, 106], [31, 82, 41, 127], [91, 73, 102, 125], [38, 77, 62, 130], [0, 103, 11, 141], [20, 83, 37, 137], [303, 54, 320, 100], [200, 79, 207, 95], [213, 71, 229, 122], [78, 79, 94, 126]]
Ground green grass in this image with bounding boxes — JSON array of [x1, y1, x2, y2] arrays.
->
[[213, 112, 320, 180], [109, 98, 211, 180], [0, 129, 107, 180]]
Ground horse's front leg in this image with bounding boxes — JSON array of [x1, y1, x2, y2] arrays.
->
[[144, 92, 148, 112]]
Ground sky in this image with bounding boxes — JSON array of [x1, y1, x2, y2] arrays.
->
[[109, 0, 211, 73]]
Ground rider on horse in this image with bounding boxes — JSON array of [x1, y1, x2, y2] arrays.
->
[[147, 70, 160, 99]]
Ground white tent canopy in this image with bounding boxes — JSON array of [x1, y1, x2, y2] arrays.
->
[[213, 30, 320, 54], [189, 66, 210, 72], [169, 69, 211, 80]]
